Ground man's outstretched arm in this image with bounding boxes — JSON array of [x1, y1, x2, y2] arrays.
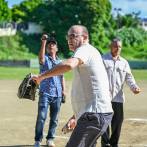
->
[[32, 57, 83, 84], [125, 62, 141, 94]]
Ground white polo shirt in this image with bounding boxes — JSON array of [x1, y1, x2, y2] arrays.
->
[[71, 43, 113, 120]]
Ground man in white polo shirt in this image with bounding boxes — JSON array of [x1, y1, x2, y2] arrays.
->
[[32, 25, 113, 147]]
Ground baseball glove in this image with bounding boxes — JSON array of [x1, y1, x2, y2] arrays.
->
[[17, 73, 39, 101]]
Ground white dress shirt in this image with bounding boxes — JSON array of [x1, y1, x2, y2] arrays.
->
[[102, 52, 138, 103], [71, 43, 113, 121]]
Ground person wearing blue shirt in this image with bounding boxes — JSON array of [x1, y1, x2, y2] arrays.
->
[[34, 34, 66, 147]]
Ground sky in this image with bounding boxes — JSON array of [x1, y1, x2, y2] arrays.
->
[[110, 0, 147, 18], [7, 0, 147, 18]]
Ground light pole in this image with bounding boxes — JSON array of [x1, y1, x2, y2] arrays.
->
[[114, 8, 121, 38]]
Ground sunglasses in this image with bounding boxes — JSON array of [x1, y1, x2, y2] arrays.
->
[[111, 44, 121, 49], [65, 34, 83, 40]]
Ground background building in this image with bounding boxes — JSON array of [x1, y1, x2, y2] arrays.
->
[[139, 18, 147, 31]]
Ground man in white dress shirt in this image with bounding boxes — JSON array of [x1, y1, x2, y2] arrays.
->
[[32, 25, 113, 147], [101, 38, 140, 147]]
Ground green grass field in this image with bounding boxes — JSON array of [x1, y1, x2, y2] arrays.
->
[[0, 66, 147, 82], [131, 69, 147, 82], [0, 66, 73, 81]]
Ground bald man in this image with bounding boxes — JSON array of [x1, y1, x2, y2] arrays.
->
[[32, 25, 113, 147]]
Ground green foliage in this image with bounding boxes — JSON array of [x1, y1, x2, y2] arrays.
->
[[118, 27, 147, 60], [137, 27, 147, 40], [11, 0, 44, 22], [17, 0, 112, 57], [0, 0, 12, 25], [118, 27, 144, 47], [109, 11, 140, 31], [103, 27, 147, 60], [0, 0, 146, 61], [119, 12, 140, 29], [19, 33, 42, 55], [0, 34, 38, 60], [120, 45, 147, 61]]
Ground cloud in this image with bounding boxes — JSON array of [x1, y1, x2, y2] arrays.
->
[[110, 0, 147, 17], [129, 0, 147, 12]]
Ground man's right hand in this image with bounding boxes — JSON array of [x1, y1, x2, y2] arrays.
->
[[41, 34, 48, 43], [31, 74, 43, 84], [67, 117, 76, 132], [62, 115, 76, 134], [133, 87, 141, 94]]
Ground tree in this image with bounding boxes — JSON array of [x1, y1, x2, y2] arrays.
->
[[119, 11, 140, 28], [20, 0, 112, 57], [104, 11, 140, 40], [11, 0, 44, 22], [109, 11, 140, 31], [0, 0, 12, 25]]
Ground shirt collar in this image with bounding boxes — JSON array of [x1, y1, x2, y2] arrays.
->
[[74, 43, 89, 53], [108, 52, 121, 61], [46, 54, 59, 61]]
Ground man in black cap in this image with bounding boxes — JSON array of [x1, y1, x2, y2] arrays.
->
[[34, 34, 66, 147]]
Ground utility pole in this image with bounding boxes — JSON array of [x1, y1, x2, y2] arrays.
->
[[114, 8, 121, 38]]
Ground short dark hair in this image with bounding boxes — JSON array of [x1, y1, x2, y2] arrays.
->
[[111, 38, 122, 44]]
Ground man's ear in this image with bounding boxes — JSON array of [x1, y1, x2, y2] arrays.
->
[[56, 48, 58, 51], [83, 35, 88, 40], [109, 44, 112, 49]]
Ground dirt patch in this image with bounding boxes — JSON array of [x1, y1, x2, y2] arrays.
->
[[0, 80, 147, 147]]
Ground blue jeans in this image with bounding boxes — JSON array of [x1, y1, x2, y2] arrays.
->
[[35, 92, 62, 142]]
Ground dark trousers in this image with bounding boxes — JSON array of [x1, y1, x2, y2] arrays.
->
[[101, 102, 124, 147], [66, 112, 113, 147]]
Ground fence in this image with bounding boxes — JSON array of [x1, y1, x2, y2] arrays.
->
[[0, 60, 147, 69], [0, 60, 30, 67], [0, 60, 37, 67], [128, 61, 147, 69]]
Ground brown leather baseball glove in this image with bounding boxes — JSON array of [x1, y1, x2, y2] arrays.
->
[[17, 73, 39, 101]]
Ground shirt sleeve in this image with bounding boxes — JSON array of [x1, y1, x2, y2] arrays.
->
[[39, 56, 47, 73], [71, 45, 90, 65], [125, 61, 138, 91], [40, 56, 47, 66]]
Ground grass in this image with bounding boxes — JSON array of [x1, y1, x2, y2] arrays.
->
[[0, 66, 73, 81], [131, 69, 147, 82], [0, 67, 147, 82]]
